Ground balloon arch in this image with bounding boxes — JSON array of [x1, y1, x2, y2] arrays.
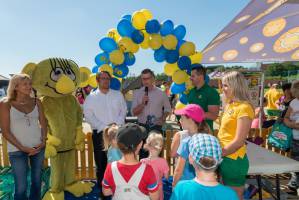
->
[[80, 9, 205, 106]]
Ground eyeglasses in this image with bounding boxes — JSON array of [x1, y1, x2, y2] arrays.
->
[[141, 76, 152, 80]]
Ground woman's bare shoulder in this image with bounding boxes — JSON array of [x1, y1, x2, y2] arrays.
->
[[0, 98, 11, 110]]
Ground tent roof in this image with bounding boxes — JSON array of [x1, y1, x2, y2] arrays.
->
[[0, 75, 9, 81], [202, 0, 299, 64]]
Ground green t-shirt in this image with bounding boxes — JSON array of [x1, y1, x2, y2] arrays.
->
[[187, 84, 220, 130]]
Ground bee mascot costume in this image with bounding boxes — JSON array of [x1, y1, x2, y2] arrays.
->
[[22, 58, 94, 200]]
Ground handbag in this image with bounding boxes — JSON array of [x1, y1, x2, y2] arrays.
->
[[268, 122, 292, 151]]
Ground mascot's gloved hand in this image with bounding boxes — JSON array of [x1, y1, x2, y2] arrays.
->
[[75, 126, 85, 151], [45, 134, 61, 158]]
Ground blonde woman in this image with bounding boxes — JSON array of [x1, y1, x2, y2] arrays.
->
[[0, 74, 47, 200], [218, 71, 254, 199]]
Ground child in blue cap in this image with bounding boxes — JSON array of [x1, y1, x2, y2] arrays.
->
[[171, 134, 238, 200]]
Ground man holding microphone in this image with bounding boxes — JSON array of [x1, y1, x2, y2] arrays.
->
[[132, 68, 171, 159]]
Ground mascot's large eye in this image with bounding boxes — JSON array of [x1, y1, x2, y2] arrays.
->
[[51, 68, 64, 81], [65, 68, 76, 81]]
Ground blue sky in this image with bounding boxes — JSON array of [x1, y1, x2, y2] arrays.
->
[[0, 0, 252, 77]]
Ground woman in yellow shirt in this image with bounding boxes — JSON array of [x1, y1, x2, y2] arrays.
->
[[218, 71, 254, 199]]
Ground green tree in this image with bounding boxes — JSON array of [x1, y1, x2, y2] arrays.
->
[[156, 73, 168, 82]]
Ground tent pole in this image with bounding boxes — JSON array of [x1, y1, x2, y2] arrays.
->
[[257, 62, 264, 135]]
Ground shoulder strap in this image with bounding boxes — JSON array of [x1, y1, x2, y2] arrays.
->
[[111, 161, 127, 185], [128, 163, 146, 185], [35, 98, 42, 113]]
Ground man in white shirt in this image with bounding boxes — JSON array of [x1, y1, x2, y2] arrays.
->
[[83, 71, 127, 191]]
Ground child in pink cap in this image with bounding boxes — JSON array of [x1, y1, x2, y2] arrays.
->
[[172, 104, 211, 187]]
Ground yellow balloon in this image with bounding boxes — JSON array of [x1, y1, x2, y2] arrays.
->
[[107, 28, 120, 42], [140, 9, 153, 20], [99, 64, 113, 75], [190, 52, 203, 64], [164, 63, 179, 76], [118, 37, 134, 52], [185, 78, 194, 90], [132, 11, 147, 30], [131, 43, 140, 53], [175, 101, 186, 110], [140, 31, 150, 49], [172, 70, 188, 84], [179, 42, 196, 56], [109, 50, 124, 65], [149, 34, 162, 50], [88, 74, 98, 88], [163, 34, 178, 50], [79, 67, 91, 88]]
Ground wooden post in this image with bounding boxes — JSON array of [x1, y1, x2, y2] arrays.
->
[[87, 132, 95, 179], [2, 137, 9, 166]]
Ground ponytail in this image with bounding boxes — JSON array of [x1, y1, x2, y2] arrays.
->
[[102, 127, 111, 151]]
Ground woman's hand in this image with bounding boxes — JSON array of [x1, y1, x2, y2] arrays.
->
[[20, 146, 40, 156], [34, 141, 46, 151], [222, 148, 229, 157]]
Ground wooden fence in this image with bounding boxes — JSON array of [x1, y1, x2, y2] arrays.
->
[[0, 127, 290, 179]]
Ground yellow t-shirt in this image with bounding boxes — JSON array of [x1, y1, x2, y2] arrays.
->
[[218, 101, 254, 160], [264, 88, 282, 110]]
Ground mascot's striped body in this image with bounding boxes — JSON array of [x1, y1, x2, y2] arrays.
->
[[22, 58, 93, 200]]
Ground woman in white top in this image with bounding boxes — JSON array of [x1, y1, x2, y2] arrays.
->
[[0, 74, 47, 200], [284, 80, 299, 191]]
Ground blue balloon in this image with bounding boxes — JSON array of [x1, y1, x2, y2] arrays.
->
[[172, 25, 186, 40], [124, 53, 136, 66], [179, 93, 188, 104], [170, 83, 186, 94], [122, 14, 131, 21], [145, 19, 161, 34], [95, 52, 110, 66], [99, 37, 118, 52], [110, 77, 121, 90], [176, 40, 186, 51], [92, 66, 99, 74], [187, 67, 192, 76], [117, 19, 135, 37], [154, 46, 167, 62], [178, 56, 191, 70], [205, 74, 210, 84], [131, 30, 144, 44], [113, 65, 129, 78], [160, 20, 174, 36], [165, 50, 179, 64]]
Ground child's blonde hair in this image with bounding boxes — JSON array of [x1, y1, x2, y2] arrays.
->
[[144, 132, 164, 153], [103, 123, 118, 151]]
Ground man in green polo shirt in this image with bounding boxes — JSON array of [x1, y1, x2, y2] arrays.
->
[[187, 65, 220, 130]]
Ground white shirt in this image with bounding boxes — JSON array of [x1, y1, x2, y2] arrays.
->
[[290, 98, 299, 139], [83, 88, 127, 132]]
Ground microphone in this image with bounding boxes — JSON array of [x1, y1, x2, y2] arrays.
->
[[144, 86, 148, 105]]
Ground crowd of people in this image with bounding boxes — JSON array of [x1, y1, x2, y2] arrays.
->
[[0, 65, 299, 200]]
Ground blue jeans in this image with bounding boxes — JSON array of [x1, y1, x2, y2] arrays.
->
[[8, 149, 45, 200]]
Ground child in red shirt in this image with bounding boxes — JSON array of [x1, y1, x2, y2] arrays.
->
[[102, 123, 159, 200]]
